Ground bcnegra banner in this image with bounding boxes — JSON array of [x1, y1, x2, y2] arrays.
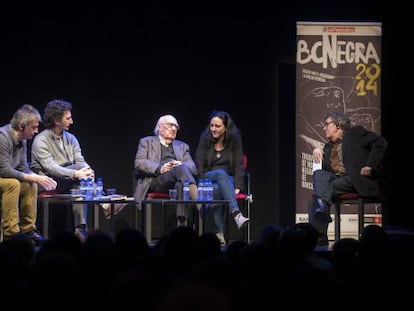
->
[[295, 22, 382, 224]]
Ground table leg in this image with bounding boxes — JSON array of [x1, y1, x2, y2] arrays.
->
[[42, 199, 49, 239], [141, 202, 152, 244], [110, 202, 115, 235], [225, 203, 229, 243], [94, 203, 99, 230]]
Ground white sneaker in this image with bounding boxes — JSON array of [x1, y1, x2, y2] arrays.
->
[[234, 213, 249, 229], [216, 232, 226, 245]]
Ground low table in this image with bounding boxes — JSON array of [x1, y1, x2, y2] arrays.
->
[[37, 194, 137, 239], [141, 199, 230, 244]]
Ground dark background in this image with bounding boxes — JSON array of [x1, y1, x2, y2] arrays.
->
[[0, 1, 408, 239]]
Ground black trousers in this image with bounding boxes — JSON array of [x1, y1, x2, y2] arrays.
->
[[149, 165, 196, 219], [149, 165, 196, 200]]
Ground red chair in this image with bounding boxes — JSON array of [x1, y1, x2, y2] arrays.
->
[[132, 168, 172, 244], [235, 154, 253, 243]]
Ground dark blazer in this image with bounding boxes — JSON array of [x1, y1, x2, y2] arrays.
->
[[322, 125, 387, 197], [133, 136, 197, 208], [195, 131, 245, 192]]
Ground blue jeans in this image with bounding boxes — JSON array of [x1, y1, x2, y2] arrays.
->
[[204, 169, 239, 233]]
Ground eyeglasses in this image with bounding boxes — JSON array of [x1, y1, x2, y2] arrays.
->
[[324, 120, 336, 127]]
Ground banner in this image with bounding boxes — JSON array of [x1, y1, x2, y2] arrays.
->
[[295, 22, 382, 237]]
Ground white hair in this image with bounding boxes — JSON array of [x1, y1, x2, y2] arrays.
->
[[154, 114, 179, 135]]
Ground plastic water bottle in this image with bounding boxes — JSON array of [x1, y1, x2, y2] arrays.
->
[[183, 180, 190, 201], [95, 177, 104, 199], [197, 179, 204, 201], [79, 178, 87, 198], [85, 177, 94, 200]]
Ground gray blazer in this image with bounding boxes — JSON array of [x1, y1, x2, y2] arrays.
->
[[133, 136, 197, 208]]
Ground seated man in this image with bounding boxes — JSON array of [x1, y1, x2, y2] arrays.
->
[[310, 112, 387, 246], [133, 114, 198, 226], [31, 99, 98, 241], [0, 104, 57, 244]]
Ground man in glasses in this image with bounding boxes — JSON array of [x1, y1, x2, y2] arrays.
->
[[309, 112, 387, 246], [133, 114, 198, 227]]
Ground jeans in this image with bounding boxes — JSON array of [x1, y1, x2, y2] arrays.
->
[[310, 169, 356, 241], [204, 169, 239, 233]]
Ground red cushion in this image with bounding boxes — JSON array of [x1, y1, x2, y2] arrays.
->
[[337, 193, 361, 200], [38, 190, 60, 197], [146, 192, 170, 199], [236, 193, 247, 199]]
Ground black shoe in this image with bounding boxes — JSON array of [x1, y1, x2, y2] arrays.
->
[[317, 235, 329, 246], [314, 209, 333, 223], [74, 225, 87, 242], [313, 196, 332, 223], [25, 229, 45, 246], [177, 216, 187, 226]]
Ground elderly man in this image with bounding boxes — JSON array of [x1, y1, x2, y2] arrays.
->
[[133, 114, 198, 226]]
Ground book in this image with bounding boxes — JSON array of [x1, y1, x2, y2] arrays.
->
[[100, 194, 128, 201]]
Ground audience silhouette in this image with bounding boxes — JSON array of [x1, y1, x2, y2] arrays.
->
[[1, 223, 413, 309]]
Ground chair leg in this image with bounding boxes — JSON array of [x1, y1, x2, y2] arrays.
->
[[335, 202, 341, 241], [225, 203, 230, 243], [237, 198, 250, 243], [141, 202, 152, 245], [358, 198, 364, 238], [0, 213, 3, 242], [246, 198, 251, 243]]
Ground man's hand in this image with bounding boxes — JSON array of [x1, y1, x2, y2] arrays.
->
[[360, 166, 372, 176], [170, 160, 182, 167], [36, 175, 57, 191], [75, 167, 95, 180], [160, 160, 182, 174], [313, 147, 324, 163]]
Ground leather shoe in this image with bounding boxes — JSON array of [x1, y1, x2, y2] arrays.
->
[[102, 203, 127, 219], [25, 229, 45, 246], [317, 234, 329, 246], [314, 208, 333, 223], [313, 196, 332, 223], [177, 216, 187, 226], [74, 227, 87, 242]]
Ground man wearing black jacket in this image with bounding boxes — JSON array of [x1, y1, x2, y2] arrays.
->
[[310, 112, 387, 246]]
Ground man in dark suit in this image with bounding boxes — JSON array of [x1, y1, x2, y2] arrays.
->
[[133, 114, 198, 226], [310, 112, 387, 246]]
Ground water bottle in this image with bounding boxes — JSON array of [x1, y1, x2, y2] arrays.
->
[[95, 177, 104, 199], [197, 179, 204, 201], [204, 178, 214, 201], [183, 179, 190, 201], [79, 178, 87, 198], [85, 177, 94, 200]]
